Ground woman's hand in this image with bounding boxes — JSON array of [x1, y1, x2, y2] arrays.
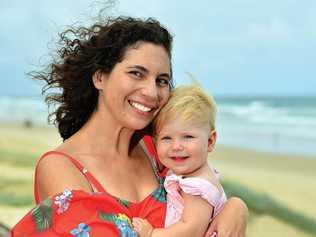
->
[[204, 197, 248, 237]]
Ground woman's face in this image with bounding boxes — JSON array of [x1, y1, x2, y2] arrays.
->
[[96, 42, 171, 130]]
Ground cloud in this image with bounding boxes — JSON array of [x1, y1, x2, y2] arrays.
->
[[247, 17, 291, 43], [1, 0, 315, 96]]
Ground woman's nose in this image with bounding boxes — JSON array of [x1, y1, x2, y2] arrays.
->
[[141, 79, 158, 100]]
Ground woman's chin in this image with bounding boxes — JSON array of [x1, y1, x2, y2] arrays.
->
[[125, 119, 152, 131]]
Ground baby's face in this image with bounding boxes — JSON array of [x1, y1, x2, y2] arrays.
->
[[156, 118, 212, 176]]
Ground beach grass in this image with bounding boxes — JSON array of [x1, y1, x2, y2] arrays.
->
[[0, 123, 60, 227], [1, 123, 316, 237]]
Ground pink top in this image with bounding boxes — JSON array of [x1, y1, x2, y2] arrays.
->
[[164, 170, 227, 227]]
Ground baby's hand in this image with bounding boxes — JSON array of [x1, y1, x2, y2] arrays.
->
[[132, 217, 154, 237]]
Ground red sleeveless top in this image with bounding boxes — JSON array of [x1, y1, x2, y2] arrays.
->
[[11, 135, 168, 237]]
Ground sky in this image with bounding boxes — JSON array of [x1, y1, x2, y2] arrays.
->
[[1, 0, 316, 97]]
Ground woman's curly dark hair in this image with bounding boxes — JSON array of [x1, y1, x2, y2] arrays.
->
[[33, 16, 173, 140]]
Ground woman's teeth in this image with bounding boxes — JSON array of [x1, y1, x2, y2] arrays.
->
[[130, 101, 151, 112]]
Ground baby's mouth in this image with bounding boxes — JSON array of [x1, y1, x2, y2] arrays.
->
[[170, 156, 189, 162]]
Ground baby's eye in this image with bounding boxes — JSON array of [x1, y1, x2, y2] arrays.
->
[[183, 135, 194, 139], [160, 136, 171, 141], [156, 77, 170, 88]]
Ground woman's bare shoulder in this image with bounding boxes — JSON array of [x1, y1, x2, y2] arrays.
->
[[36, 151, 92, 201]]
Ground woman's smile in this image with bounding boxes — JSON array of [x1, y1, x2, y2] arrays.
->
[[128, 99, 157, 113]]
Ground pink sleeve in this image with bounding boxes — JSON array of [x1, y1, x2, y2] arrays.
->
[[179, 177, 227, 218]]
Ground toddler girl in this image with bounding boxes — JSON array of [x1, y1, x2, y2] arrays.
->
[[132, 84, 227, 237]]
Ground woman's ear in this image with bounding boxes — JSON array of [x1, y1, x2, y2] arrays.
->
[[207, 130, 217, 152], [92, 70, 107, 90]]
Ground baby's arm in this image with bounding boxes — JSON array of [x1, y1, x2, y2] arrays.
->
[[133, 192, 213, 237]]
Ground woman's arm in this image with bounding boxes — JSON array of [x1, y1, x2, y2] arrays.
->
[[204, 197, 248, 237], [133, 192, 213, 237]]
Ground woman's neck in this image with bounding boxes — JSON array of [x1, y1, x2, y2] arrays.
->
[[69, 108, 137, 159]]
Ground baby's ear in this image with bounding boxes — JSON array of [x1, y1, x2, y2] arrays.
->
[[92, 70, 107, 90], [207, 130, 217, 152]]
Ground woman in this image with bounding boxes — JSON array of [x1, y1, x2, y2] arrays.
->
[[12, 17, 247, 237]]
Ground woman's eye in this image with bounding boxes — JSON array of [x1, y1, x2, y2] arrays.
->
[[129, 71, 143, 78], [156, 78, 170, 88]]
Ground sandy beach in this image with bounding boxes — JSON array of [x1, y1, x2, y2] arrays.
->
[[210, 145, 316, 237], [1, 123, 315, 237]]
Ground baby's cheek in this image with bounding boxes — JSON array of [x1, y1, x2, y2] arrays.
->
[[156, 145, 168, 163], [156, 142, 164, 155]]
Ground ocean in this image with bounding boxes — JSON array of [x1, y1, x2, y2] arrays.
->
[[1, 96, 316, 157], [216, 96, 316, 156]]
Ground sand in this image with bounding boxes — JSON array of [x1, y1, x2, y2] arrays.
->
[[209, 145, 316, 237]]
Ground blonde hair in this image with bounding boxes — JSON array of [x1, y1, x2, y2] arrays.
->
[[154, 84, 217, 134]]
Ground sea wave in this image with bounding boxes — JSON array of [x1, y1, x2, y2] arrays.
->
[[218, 100, 316, 127], [1, 96, 316, 155], [216, 98, 316, 155]]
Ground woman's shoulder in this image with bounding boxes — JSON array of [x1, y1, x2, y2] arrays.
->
[[35, 149, 92, 202], [36, 150, 80, 176], [36, 141, 84, 174]]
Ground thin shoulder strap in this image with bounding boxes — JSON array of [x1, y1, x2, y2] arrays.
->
[[142, 135, 168, 178], [34, 151, 106, 204]]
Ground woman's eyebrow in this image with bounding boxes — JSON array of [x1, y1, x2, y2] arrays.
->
[[127, 65, 148, 73]]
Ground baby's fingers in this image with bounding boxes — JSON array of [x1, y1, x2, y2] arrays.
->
[[132, 217, 153, 237], [132, 217, 145, 226]]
